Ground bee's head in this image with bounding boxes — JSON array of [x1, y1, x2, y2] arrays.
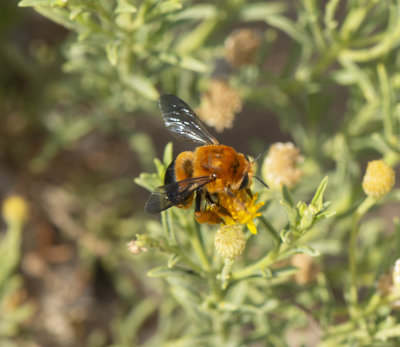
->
[[239, 153, 268, 190]]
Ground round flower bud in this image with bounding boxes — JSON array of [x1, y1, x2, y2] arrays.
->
[[196, 79, 242, 133], [225, 29, 261, 68], [261, 142, 303, 189], [362, 160, 395, 199], [214, 224, 246, 259], [2, 195, 28, 226]]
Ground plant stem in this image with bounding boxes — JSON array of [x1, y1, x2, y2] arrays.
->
[[190, 222, 212, 272], [348, 196, 376, 318], [220, 258, 234, 290], [231, 244, 288, 280], [161, 209, 177, 245]]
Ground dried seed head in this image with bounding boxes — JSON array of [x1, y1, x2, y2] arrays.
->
[[291, 254, 319, 285], [196, 79, 242, 133], [214, 224, 246, 259], [2, 195, 28, 226], [362, 160, 395, 199], [261, 142, 303, 189], [225, 29, 261, 68]]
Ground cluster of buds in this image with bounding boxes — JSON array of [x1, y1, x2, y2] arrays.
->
[[196, 79, 242, 133]]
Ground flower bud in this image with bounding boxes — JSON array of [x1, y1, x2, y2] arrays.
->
[[2, 195, 28, 227], [362, 160, 395, 199], [214, 225, 246, 259], [225, 29, 261, 68], [196, 79, 242, 133], [126, 240, 148, 255], [261, 142, 303, 189]]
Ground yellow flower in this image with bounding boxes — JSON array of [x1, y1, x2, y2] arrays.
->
[[214, 224, 246, 259], [261, 142, 303, 189], [362, 160, 395, 199], [2, 195, 28, 226], [215, 190, 264, 234], [225, 29, 261, 68], [196, 79, 242, 133]]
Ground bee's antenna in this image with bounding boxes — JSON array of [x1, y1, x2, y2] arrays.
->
[[252, 153, 263, 163], [254, 176, 269, 189], [251, 147, 270, 164]]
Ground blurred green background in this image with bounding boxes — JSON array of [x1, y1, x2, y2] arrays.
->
[[2, 0, 400, 346]]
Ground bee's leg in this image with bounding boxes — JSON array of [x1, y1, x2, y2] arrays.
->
[[194, 189, 222, 224], [195, 189, 203, 212], [215, 205, 232, 218], [225, 187, 235, 197], [246, 188, 253, 198], [195, 211, 222, 224], [205, 191, 216, 205]]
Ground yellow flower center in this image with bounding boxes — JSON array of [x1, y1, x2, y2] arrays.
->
[[212, 190, 264, 234]]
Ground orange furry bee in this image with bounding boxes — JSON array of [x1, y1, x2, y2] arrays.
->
[[145, 94, 266, 224]]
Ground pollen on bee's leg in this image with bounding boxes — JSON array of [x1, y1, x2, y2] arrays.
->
[[225, 187, 235, 197], [195, 211, 222, 224]]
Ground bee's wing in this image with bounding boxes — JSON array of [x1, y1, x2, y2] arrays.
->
[[145, 176, 213, 214], [159, 94, 219, 146]]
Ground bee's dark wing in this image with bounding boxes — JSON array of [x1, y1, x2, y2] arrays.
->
[[145, 176, 213, 214], [159, 94, 219, 146]]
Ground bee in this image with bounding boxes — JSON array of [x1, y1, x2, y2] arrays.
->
[[145, 94, 266, 224]]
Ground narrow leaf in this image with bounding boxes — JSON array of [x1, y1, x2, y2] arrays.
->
[[310, 176, 328, 210]]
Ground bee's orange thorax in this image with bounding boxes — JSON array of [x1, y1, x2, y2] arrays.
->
[[191, 145, 250, 193]]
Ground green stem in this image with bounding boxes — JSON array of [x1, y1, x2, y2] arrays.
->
[[377, 63, 394, 141], [220, 258, 234, 290], [159, 213, 205, 274], [303, 0, 326, 50], [231, 244, 288, 280], [383, 150, 400, 167], [169, 247, 206, 275], [190, 222, 212, 272], [161, 209, 177, 245], [348, 196, 376, 317]]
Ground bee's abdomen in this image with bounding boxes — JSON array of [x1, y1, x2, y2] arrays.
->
[[174, 151, 195, 181]]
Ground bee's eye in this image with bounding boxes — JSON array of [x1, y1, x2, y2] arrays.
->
[[239, 173, 249, 190]]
